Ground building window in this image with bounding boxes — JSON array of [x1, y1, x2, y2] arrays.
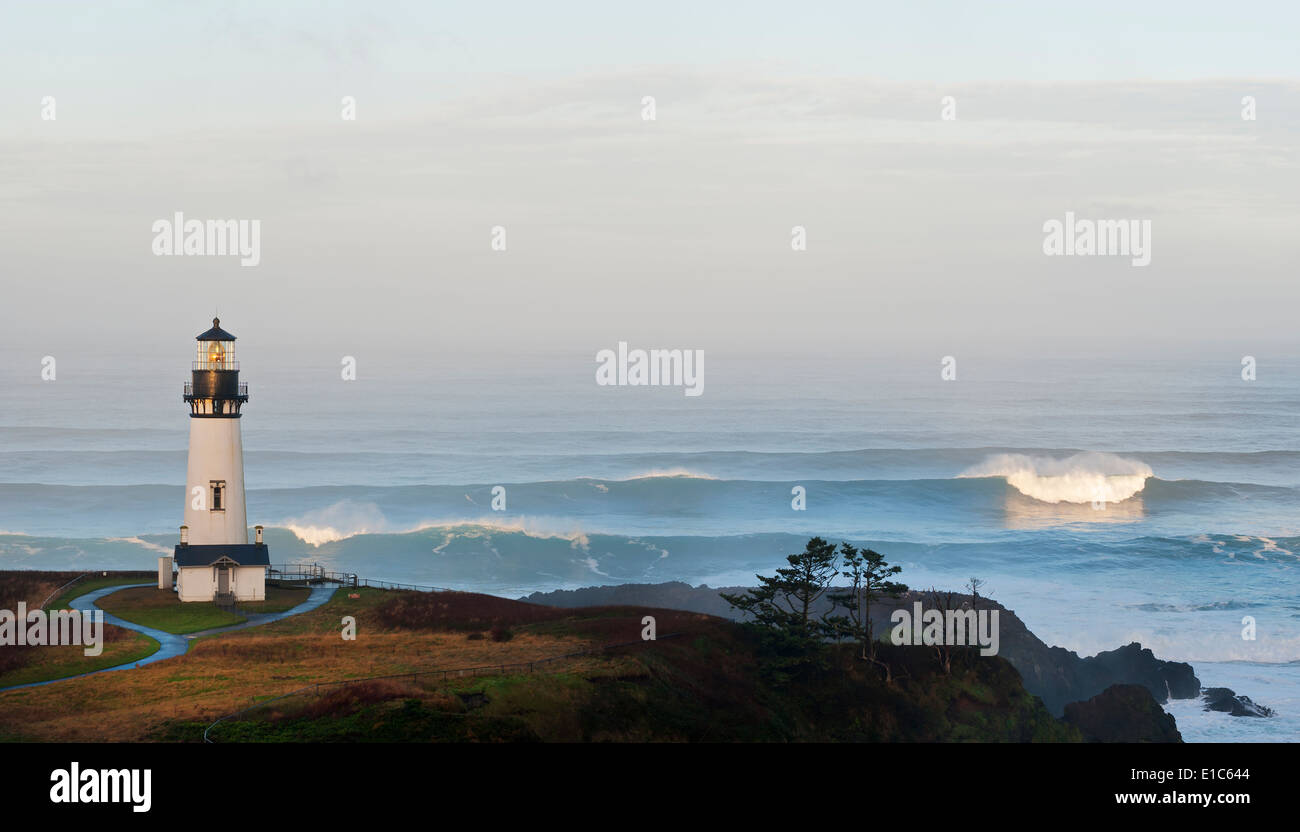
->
[[210, 480, 226, 512]]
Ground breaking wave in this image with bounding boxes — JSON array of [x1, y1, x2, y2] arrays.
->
[[281, 500, 592, 548], [959, 452, 1153, 504], [593, 468, 718, 481]]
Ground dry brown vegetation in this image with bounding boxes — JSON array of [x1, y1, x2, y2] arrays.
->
[[372, 591, 575, 631], [288, 679, 433, 721], [2, 578, 1070, 742], [0, 586, 676, 741], [0, 571, 90, 609], [0, 571, 157, 611]]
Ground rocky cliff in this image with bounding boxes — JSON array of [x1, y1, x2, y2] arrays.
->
[[524, 581, 1202, 716]]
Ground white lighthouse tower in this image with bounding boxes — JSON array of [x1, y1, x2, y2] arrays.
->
[[183, 318, 248, 543], [172, 318, 269, 603]]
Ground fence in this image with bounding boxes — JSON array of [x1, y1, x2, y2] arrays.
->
[[38, 573, 89, 610], [203, 632, 682, 742], [33, 564, 452, 602], [266, 563, 452, 593], [353, 576, 455, 592], [35, 571, 154, 610]]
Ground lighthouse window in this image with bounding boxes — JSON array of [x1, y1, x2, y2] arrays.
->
[[210, 481, 225, 512]]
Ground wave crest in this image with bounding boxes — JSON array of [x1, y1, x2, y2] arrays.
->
[[279, 500, 592, 548], [959, 452, 1153, 504], [281, 501, 388, 546], [589, 468, 717, 481]]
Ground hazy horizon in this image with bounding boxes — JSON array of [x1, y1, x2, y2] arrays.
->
[[2, 1, 1298, 363]]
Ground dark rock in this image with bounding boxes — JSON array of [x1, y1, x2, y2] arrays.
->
[[865, 601, 1201, 716], [1203, 687, 1273, 718], [1063, 684, 1182, 742], [1078, 642, 1201, 702]]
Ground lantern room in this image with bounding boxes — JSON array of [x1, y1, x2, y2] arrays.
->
[[184, 317, 248, 417], [195, 317, 238, 371]]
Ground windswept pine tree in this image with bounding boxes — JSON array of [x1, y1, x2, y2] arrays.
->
[[826, 543, 907, 680], [721, 536, 840, 641], [721, 537, 841, 679]]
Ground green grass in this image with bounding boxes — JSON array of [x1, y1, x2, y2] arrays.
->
[[0, 630, 161, 688], [98, 586, 245, 633], [98, 584, 311, 635], [46, 573, 156, 611], [0, 571, 159, 689], [238, 585, 311, 614], [237, 586, 358, 636]]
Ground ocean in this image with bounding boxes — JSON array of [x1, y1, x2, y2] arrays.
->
[[1, 345, 1296, 742]]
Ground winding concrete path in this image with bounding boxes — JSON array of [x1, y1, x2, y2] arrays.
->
[[0, 582, 337, 694], [183, 583, 335, 637]]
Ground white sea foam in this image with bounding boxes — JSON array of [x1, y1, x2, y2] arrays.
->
[[586, 468, 717, 481], [429, 521, 590, 552], [281, 501, 389, 546], [280, 500, 592, 548], [959, 452, 1153, 504]]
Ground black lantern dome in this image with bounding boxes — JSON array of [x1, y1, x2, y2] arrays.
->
[[196, 317, 236, 341]]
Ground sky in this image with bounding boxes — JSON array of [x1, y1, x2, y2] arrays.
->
[[0, 1, 1298, 366]]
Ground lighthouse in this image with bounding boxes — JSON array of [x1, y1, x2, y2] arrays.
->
[[171, 318, 269, 603]]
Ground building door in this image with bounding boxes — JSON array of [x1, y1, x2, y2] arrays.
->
[[217, 568, 229, 594]]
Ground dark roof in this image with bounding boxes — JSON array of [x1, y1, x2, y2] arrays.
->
[[196, 317, 236, 341], [173, 543, 269, 567]]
